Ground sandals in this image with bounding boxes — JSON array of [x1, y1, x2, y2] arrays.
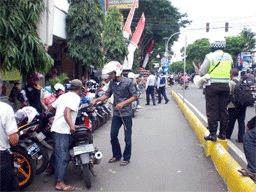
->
[[55, 185, 75, 191], [238, 169, 256, 181], [120, 161, 129, 166], [108, 157, 120, 163]]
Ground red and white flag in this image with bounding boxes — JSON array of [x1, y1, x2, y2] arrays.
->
[[142, 40, 154, 68], [123, 13, 145, 70], [123, 0, 138, 40]]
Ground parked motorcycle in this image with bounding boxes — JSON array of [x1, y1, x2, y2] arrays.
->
[[71, 103, 103, 189], [15, 107, 51, 175], [250, 84, 256, 106]]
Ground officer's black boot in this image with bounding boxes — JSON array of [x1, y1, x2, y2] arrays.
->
[[218, 120, 229, 140], [204, 121, 218, 142]]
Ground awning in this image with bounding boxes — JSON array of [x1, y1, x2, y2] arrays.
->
[[0, 70, 22, 81]]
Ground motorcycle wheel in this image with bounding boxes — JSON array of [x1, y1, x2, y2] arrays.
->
[[34, 143, 49, 175], [12, 146, 36, 190], [82, 164, 91, 189]]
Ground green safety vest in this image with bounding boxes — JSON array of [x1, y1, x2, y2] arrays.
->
[[206, 50, 231, 83]]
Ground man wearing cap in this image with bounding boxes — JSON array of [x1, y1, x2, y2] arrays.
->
[[0, 76, 19, 191], [50, 79, 83, 191]]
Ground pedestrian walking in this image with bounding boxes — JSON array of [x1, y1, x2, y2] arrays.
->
[[199, 39, 233, 141], [156, 69, 169, 104], [91, 61, 137, 166], [50, 79, 83, 191], [145, 70, 156, 106], [0, 76, 20, 191], [238, 115, 256, 182], [226, 68, 247, 142]]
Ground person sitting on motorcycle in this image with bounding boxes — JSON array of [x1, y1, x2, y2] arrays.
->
[[25, 72, 47, 113]]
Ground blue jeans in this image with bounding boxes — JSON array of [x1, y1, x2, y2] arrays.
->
[[52, 132, 70, 182], [243, 127, 256, 173], [110, 116, 132, 162]]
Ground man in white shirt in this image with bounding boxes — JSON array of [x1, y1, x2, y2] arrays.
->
[[0, 76, 19, 191], [50, 79, 83, 191], [145, 70, 156, 105]]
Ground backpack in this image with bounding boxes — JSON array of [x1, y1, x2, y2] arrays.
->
[[160, 75, 166, 84], [231, 79, 254, 107]]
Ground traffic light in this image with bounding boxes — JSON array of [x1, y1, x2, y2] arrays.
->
[[206, 22, 209, 32], [225, 22, 229, 32]]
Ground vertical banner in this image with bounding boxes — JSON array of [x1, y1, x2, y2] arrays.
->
[[123, 13, 145, 70], [142, 40, 154, 68], [123, 0, 138, 40]]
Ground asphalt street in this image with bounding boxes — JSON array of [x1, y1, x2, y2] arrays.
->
[[25, 85, 227, 192]]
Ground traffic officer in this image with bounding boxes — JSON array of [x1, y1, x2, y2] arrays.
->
[[199, 39, 233, 141]]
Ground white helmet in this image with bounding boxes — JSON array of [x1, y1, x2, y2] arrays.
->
[[102, 61, 123, 76], [128, 72, 135, 79], [54, 83, 65, 92]]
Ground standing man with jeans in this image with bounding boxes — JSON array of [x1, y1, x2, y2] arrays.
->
[[50, 79, 83, 191], [91, 61, 137, 166], [198, 39, 232, 142], [0, 76, 19, 191]]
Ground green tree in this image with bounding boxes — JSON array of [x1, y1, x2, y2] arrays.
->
[[66, 0, 104, 77], [185, 38, 210, 66], [240, 28, 256, 52], [225, 35, 244, 63], [102, 6, 128, 64], [0, 0, 53, 77]]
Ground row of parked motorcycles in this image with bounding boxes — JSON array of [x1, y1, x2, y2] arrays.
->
[[11, 80, 112, 190]]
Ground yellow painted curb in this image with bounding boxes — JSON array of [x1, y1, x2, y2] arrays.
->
[[171, 91, 256, 192]]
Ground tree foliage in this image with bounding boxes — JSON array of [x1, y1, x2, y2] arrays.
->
[[122, 0, 191, 68], [66, 0, 104, 69], [172, 29, 256, 74], [102, 6, 128, 64], [0, 0, 53, 78]]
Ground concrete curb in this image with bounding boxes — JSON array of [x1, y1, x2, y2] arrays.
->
[[171, 91, 256, 192]]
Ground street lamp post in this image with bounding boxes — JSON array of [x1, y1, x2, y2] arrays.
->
[[164, 31, 181, 58]]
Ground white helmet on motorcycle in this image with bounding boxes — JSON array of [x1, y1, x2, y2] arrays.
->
[[54, 83, 65, 92], [102, 61, 123, 76], [15, 106, 39, 126]]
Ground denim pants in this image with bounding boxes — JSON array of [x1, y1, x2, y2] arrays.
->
[[243, 127, 256, 173], [52, 132, 70, 182], [110, 115, 132, 162]]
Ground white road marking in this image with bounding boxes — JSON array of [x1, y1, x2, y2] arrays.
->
[[177, 93, 247, 164]]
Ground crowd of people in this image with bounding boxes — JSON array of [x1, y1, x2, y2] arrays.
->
[[1, 40, 256, 191]]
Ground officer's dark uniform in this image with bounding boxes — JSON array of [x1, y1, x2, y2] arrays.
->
[[199, 41, 233, 141]]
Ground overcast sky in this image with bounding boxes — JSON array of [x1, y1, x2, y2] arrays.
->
[[170, 0, 256, 61]]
